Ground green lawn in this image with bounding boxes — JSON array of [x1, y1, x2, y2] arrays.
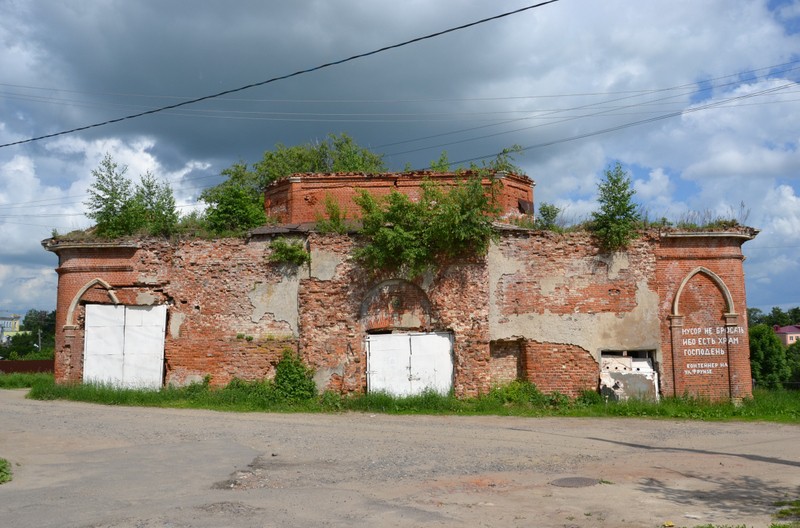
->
[[3, 373, 797, 423]]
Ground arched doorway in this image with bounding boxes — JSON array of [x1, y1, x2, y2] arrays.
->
[[360, 279, 453, 396]]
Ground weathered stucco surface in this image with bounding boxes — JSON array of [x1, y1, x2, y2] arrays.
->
[[247, 272, 300, 334], [488, 235, 660, 361], [309, 247, 343, 281]]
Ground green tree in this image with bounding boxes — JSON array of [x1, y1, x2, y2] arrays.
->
[[4, 332, 37, 359], [787, 340, 800, 385], [85, 154, 134, 237], [252, 133, 386, 187], [537, 202, 560, 230], [202, 134, 385, 235], [354, 177, 499, 277], [767, 306, 792, 327], [354, 190, 430, 276], [426, 177, 499, 259], [202, 183, 267, 235], [430, 151, 451, 172], [747, 307, 766, 327], [749, 323, 791, 389], [21, 310, 56, 348], [199, 162, 267, 235], [130, 172, 179, 236], [326, 133, 386, 173], [1, 309, 58, 359], [85, 154, 179, 238], [590, 162, 641, 251], [469, 145, 525, 174]]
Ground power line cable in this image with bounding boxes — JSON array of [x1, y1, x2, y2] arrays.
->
[[1, 80, 796, 215], [392, 78, 797, 159], [434, 81, 795, 170], [381, 61, 800, 152], [4, 58, 798, 106], [1, 64, 797, 213], [0, 1, 560, 149]]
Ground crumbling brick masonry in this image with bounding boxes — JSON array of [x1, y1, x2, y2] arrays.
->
[[44, 225, 756, 400]]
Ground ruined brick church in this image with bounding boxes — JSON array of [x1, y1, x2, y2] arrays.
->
[[44, 170, 757, 401]]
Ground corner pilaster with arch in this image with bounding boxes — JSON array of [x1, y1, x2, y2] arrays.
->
[[667, 266, 742, 399]]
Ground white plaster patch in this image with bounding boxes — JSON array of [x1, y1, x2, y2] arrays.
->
[[169, 312, 186, 339], [487, 242, 526, 324], [313, 362, 345, 393], [309, 249, 341, 281], [248, 275, 300, 336], [606, 252, 630, 280], [136, 292, 157, 305]]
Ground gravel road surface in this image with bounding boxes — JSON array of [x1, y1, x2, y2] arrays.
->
[[1, 389, 799, 527]]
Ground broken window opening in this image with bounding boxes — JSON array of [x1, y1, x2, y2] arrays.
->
[[600, 349, 659, 402]]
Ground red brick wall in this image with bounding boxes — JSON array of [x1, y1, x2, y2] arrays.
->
[[44, 226, 755, 400], [489, 340, 522, 385], [265, 170, 534, 224], [359, 279, 432, 332], [522, 341, 599, 397], [48, 239, 300, 386], [655, 233, 752, 400], [492, 231, 656, 318], [51, 244, 140, 382], [296, 233, 491, 397]]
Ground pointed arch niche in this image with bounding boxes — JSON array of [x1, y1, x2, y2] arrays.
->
[[667, 267, 740, 399], [671, 266, 737, 322], [64, 278, 120, 329]]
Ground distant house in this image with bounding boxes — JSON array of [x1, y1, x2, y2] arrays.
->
[[0, 314, 21, 344], [773, 325, 800, 347]]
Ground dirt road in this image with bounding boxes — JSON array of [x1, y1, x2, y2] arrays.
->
[[1, 389, 798, 527]]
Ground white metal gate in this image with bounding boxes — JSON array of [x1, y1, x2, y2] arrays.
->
[[366, 332, 453, 396], [83, 304, 167, 389]]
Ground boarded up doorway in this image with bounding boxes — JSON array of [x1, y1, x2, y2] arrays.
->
[[83, 304, 167, 389], [366, 332, 453, 396]]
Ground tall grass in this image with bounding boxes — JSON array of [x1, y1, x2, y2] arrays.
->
[[10, 375, 800, 422], [0, 372, 53, 389]]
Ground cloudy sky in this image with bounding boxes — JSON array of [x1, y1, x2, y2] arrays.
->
[[1, 0, 800, 316]]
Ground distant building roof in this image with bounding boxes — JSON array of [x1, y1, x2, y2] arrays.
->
[[773, 324, 800, 334]]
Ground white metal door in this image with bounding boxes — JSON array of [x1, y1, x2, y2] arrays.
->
[[366, 332, 453, 396], [84, 305, 125, 386], [408, 333, 453, 395], [84, 305, 167, 389]]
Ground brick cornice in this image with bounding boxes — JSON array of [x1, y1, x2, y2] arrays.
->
[[56, 265, 134, 275]]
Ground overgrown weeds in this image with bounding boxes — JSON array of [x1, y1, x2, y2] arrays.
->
[[268, 237, 311, 267], [0, 457, 11, 484]]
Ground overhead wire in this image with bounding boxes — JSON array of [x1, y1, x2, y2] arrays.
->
[[0, 0, 560, 149], [381, 61, 800, 154], [3, 58, 798, 107], [0, 75, 797, 216], [437, 81, 797, 170], [0, 20, 797, 215]]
